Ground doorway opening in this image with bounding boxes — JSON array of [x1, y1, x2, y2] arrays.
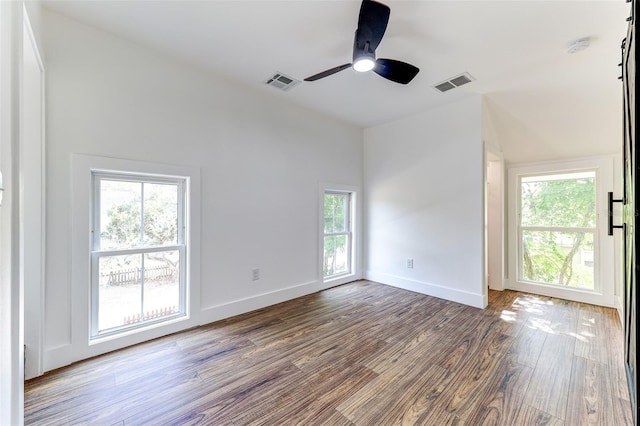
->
[[486, 151, 504, 292]]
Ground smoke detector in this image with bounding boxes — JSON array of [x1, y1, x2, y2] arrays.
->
[[566, 37, 590, 54]]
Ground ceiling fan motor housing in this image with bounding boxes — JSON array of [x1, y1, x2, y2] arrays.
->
[[353, 31, 375, 60], [353, 33, 376, 71]]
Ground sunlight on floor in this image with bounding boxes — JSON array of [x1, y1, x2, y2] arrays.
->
[[527, 317, 556, 334], [503, 294, 602, 345], [500, 310, 517, 322], [567, 332, 589, 342]]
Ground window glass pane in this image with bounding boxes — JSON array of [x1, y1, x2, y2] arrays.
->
[[521, 172, 596, 228], [100, 180, 142, 250], [324, 235, 349, 277], [98, 254, 142, 332], [522, 230, 594, 289], [97, 251, 181, 334], [143, 183, 178, 247], [324, 193, 348, 233], [142, 250, 180, 319]]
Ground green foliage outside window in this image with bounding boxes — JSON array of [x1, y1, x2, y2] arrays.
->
[[100, 180, 179, 275], [324, 193, 349, 277], [521, 174, 596, 289]]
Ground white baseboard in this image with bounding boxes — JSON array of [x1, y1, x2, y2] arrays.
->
[[614, 294, 624, 327], [43, 344, 74, 372], [199, 279, 330, 325], [365, 270, 486, 308], [41, 279, 337, 375]]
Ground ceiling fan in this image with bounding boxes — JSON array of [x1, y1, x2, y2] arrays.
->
[[304, 0, 419, 85]]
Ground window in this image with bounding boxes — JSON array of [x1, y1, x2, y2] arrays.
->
[[518, 171, 596, 290], [323, 191, 353, 279], [91, 173, 186, 339], [508, 158, 614, 306]]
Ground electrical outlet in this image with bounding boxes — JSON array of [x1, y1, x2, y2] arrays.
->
[[407, 259, 413, 269], [252, 268, 260, 281]]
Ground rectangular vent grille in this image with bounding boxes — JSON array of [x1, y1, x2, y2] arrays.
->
[[433, 72, 475, 93], [265, 72, 300, 91], [435, 81, 456, 92]]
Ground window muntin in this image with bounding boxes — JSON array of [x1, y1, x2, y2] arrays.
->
[[518, 171, 596, 290], [323, 192, 352, 278], [91, 173, 186, 339]]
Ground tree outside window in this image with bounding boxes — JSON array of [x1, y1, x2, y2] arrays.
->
[[520, 172, 596, 289], [324, 192, 352, 278]]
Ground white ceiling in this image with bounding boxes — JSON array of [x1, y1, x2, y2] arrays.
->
[[42, 0, 630, 161]]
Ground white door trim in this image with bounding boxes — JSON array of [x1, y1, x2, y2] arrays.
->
[[21, 2, 46, 380]]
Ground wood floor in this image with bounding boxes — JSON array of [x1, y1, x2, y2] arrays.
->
[[25, 280, 633, 425]]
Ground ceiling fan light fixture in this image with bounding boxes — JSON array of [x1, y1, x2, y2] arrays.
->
[[353, 57, 375, 72]]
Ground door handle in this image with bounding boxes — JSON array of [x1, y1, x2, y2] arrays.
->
[[608, 191, 624, 236]]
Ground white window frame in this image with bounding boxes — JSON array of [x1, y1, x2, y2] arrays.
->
[[323, 191, 353, 279], [319, 183, 361, 286], [69, 154, 200, 366], [90, 173, 187, 339], [507, 157, 615, 306]]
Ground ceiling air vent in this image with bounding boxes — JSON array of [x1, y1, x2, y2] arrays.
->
[[433, 72, 475, 93], [434, 81, 456, 92], [265, 72, 300, 91]]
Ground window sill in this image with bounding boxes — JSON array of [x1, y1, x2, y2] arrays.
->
[[324, 272, 358, 285], [89, 313, 189, 346]]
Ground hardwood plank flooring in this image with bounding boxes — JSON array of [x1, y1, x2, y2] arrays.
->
[[24, 280, 632, 425]]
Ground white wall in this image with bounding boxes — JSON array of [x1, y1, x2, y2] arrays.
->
[[482, 98, 502, 153], [42, 10, 363, 371], [364, 96, 487, 308]]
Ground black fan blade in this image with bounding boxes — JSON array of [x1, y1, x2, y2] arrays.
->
[[304, 63, 352, 82], [356, 0, 390, 52], [373, 58, 419, 84]]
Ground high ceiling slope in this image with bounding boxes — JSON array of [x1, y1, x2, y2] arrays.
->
[[42, 1, 630, 162]]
